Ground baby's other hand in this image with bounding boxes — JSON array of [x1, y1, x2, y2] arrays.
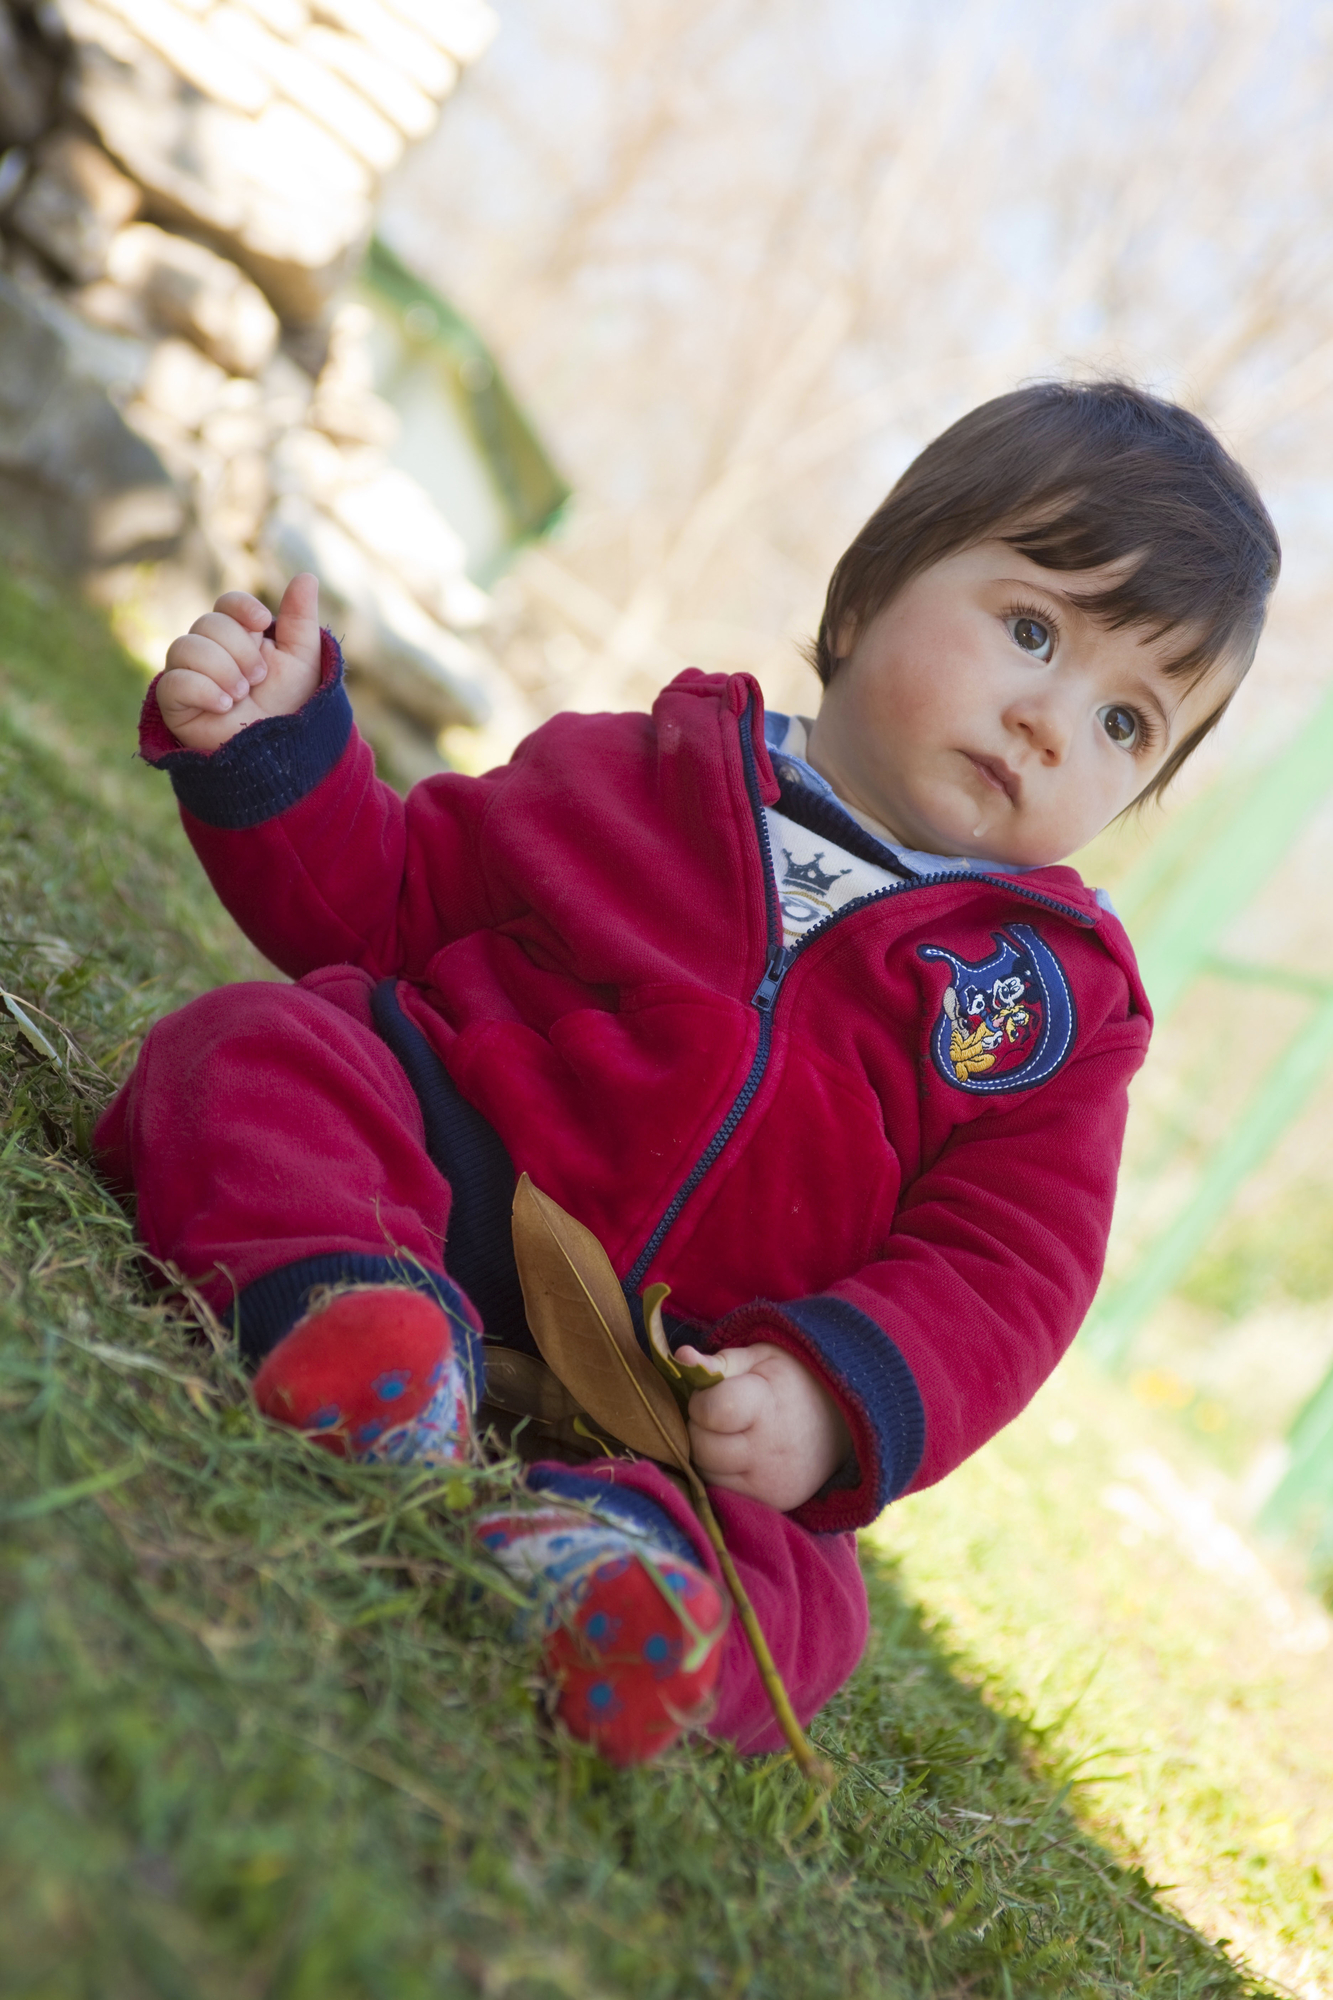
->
[[157, 572, 322, 751], [676, 1341, 852, 1513]]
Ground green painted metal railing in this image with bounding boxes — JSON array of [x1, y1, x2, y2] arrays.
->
[[1080, 678, 1333, 1556], [360, 237, 570, 568]]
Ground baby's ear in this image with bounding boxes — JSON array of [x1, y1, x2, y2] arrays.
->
[[831, 617, 858, 665]]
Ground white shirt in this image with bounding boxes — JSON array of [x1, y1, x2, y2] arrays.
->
[[763, 712, 993, 949]]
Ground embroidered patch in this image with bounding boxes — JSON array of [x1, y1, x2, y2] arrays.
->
[[919, 923, 1076, 1094]]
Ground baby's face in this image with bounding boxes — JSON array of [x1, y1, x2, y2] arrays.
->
[[806, 541, 1234, 868]]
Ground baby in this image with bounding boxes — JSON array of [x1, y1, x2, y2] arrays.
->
[[96, 380, 1278, 1766]]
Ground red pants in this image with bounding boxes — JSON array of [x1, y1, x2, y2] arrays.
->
[[95, 972, 869, 1752]]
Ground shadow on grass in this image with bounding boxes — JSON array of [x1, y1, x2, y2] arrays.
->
[[825, 1544, 1273, 1996]]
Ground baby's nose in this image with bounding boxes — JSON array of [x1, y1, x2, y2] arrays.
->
[[1008, 689, 1073, 762]]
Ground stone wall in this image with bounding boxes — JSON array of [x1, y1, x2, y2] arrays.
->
[[0, 0, 524, 781]]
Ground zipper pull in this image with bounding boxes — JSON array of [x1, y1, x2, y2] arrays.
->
[[751, 949, 787, 1012]]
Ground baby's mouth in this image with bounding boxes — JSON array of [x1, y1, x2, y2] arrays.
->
[[963, 753, 1019, 803]]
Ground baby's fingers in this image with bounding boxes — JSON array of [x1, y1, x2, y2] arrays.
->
[[687, 1419, 754, 1487], [157, 665, 239, 724], [165, 629, 255, 701], [686, 1372, 765, 1435], [211, 589, 275, 633], [186, 611, 268, 684]]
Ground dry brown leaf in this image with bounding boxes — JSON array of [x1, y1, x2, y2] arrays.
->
[[643, 1283, 723, 1412], [510, 1175, 690, 1468], [509, 1174, 834, 1791]]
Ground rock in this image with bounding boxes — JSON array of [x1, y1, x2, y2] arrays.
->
[[199, 379, 273, 548], [70, 273, 155, 340], [8, 131, 140, 283], [268, 409, 489, 631], [328, 464, 488, 629], [0, 266, 183, 565], [383, 0, 497, 66], [207, 440, 269, 551], [302, 24, 438, 141], [90, 0, 271, 115], [337, 674, 449, 787], [64, 0, 373, 325], [0, 0, 521, 753], [308, 0, 458, 101], [105, 221, 279, 375], [131, 334, 230, 432], [0, 1, 58, 147], [263, 489, 491, 729], [230, 0, 309, 37], [268, 420, 366, 499], [15, 273, 153, 403], [0, 148, 29, 215], [255, 349, 315, 431], [209, 4, 405, 173], [306, 300, 398, 446]]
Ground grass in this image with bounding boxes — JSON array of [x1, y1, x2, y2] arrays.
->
[[870, 1356, 1333, 1998], [0, 547, 1296, 1997]]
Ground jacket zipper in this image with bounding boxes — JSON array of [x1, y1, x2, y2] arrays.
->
[[623, 699, 1094, 1293]]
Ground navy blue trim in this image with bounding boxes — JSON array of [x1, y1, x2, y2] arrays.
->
[[149, 637, 354, 830], [524, 1466, 699, 1567], [920, 922, 1078, 1095], [368, 980, 532, 1353], [775, 1296, 926, 1507], [234, 1252, 484, 1403], [773, 776, 1095, 927], [773, 773, 925, 878]]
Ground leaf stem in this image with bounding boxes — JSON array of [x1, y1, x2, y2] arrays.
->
[[685, 1468, 835, 1792]]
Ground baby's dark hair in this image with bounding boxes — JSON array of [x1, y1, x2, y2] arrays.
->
[[811, 380, 1280, 802]]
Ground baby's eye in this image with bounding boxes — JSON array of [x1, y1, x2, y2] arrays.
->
[[1007, 615, 1053, 661], [1100, 704, 1140, 748]]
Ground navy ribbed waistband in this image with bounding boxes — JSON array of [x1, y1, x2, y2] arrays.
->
[[369, 979, 535, 1354]]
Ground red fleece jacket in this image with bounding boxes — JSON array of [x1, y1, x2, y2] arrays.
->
[[141, 641, 1152, 1532]]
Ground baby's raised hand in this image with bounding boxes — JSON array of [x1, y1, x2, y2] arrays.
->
[[676, 1341, 852, 1513], [157, 573, 322, 751]]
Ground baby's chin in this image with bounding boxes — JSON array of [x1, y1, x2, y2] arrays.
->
[[907, 789, 1070, 871], [920, 822, 1064, 872]]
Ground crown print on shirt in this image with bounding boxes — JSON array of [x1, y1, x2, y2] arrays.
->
[[782, 848, 851, 894], [778, 846, 853, 933]]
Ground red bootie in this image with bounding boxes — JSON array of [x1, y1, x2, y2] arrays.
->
[[253, 1286, 471, 1465], [476, 1507, 729, 1766]]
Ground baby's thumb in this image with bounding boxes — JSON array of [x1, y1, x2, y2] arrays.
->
[[273, 571, 320, 667], [675, 1343, 753, 1381]]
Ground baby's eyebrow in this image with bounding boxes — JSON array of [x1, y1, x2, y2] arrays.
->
[[996, 575, 1095, 612], [1135, 677, 1172, 736]]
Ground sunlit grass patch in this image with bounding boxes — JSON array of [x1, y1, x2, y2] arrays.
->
[[868, 1353, 1333, 1997]]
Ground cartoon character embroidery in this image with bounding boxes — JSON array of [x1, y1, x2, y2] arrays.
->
[[919, 924, 1076, 1094]]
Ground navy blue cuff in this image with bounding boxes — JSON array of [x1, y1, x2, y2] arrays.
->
[[523, 1466, 699, 1567], [233, 1252, 484, 1408], [777, 1295, 926, 1510], [773, 770, 924, 877], [145, 631, 354, 830]]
